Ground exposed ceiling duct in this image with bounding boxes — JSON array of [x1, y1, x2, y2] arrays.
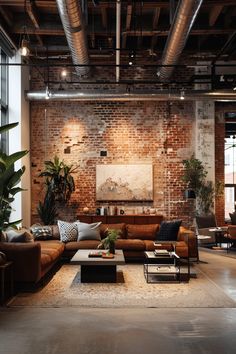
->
[[56, 0, 90, 77], [157, 0, 203, 81], [26, 90, 236, 102]]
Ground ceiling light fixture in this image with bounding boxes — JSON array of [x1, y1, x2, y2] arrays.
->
[[180, 90, 185, 100], [19, 0, 30, 57]]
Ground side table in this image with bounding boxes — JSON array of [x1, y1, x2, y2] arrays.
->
[[0, 261, 14, 306]]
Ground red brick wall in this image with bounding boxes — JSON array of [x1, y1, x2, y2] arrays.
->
[[30, 100, 196, 226]]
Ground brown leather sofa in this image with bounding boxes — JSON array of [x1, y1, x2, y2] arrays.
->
[[0, 222, 196, 284]]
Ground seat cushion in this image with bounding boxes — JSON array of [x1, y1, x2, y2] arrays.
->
[[64, 240, 100, 251], [126, 224, 159, 240], [115, 239, 145, 251]]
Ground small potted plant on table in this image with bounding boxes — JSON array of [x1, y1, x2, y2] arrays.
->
[[97, 229, 120, 254]]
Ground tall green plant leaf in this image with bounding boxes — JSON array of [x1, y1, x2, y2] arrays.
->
[[0, 150, 28, 169], [0, 122, 18, 134]]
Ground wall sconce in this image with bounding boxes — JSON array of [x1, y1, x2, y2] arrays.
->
[[61, 68, 68, 78]]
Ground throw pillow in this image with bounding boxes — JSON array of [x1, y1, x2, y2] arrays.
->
[[58, 220, 78, 243], [6, 228, 34, 243], [30, 224, 53, 240], [229, 212, 236, 225], [156, 220, 182, 241], [77, 222, 102, 241]]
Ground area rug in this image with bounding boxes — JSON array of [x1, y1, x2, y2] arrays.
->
[[8, 264, 236, 308]]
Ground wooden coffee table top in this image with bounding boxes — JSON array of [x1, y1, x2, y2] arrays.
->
[[70, 249, 125, 266]]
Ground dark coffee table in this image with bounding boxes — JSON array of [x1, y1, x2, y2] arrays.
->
[[70, 249, 125, 283]]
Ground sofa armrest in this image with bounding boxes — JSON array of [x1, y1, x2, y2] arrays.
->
[[0, 242, 42, 283], [178, 227, 197, 258]]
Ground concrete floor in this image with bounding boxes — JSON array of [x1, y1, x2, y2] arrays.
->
[[1, 249, 236, 354]]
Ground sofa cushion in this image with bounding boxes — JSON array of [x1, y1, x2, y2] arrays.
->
[[30, 224, 53, 240], [156, 220, 182, 241], [115, 239, 145, 251], [5, 228, 34, 243], [126, 224, 159, 240], [64, 240, 101, 251], [58, 220, 78, 242], [50, 225, 60, 240], [77, 222, 101, 241], [100, 223, 126, 239]]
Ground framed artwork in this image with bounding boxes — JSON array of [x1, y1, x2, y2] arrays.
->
[[96, 164, 153, 201]]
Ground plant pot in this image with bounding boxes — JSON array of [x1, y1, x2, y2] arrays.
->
[[109, 242, 115, 254]]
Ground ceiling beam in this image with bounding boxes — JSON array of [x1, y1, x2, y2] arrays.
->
[[209, 5, 224, 26], [151, 7, 161, 50], [101, 7, 107, 29], [26, 0, 40, 29], [0, 0, 235, 8], [122, 4, 132, 49]]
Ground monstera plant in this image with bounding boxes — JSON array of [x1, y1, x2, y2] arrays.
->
[[0, 123, 28, 236]]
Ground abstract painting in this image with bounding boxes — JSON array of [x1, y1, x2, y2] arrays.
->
[[96, 164, 153, 201]]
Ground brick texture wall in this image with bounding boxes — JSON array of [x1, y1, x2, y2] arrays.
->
[[30, 100, 195, 226]]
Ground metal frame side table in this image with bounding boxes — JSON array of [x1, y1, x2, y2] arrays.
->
[[0, 261, 14, 306]]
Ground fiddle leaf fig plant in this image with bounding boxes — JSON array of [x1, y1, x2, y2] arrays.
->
[[0, 123, 28, 234], [182, 155, 223, 215]]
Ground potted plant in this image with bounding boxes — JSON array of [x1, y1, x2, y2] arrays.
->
[[181, 155, 223, 215], [0, 123, 28, 238], [38, 156, 78, 224], [97, 228, 120, 254]]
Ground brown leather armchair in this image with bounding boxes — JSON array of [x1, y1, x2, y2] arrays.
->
[[226, 225, 236, 252]]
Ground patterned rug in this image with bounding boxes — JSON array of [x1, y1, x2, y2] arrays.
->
[[8, 264, 236, 308]]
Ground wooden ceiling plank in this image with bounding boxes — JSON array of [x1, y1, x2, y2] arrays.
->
[[209, 5, 224, 26], [26, 0, 40, 29]]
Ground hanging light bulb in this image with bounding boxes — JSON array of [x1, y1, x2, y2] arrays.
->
[[61, 68, 68, 78], [180, 90, 185, 100], [19, 38, 30, 57]]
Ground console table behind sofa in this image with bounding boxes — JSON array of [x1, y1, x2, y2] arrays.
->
[[77, 214, 164, 225]]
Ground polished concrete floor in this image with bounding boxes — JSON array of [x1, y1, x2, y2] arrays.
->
[[1, 249, 236, 354]]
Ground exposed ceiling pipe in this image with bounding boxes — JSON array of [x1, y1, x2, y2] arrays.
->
[[116, 0, 121, 82], [157, 0, 203, 81], [56, 0, 90, 77], [26, 90, 236, 102]]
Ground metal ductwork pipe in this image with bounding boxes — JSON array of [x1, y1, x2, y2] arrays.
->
[[157, 0, 203, 81], [26, 90, 236, 102], [56, 0, 90, 77]]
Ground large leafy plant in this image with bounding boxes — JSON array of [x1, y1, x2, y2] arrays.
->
[[0, 123, 28, 234], [182, 155, 223, 215], [37, 156, 77, 224]]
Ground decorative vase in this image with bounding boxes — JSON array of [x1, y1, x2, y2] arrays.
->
[[109, 242, 115, 254], [0, 251, 7, 266]]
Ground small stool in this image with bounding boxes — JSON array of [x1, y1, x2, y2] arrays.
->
[[0, 261, 14, 306]]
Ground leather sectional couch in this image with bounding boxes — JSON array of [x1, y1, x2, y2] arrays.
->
[[0, 219, 196, 285]]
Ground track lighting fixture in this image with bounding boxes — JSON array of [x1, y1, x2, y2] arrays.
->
[[45, 85, 51, 100]]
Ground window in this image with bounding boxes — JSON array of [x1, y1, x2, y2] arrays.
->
[[0, 48, 8, 153], [225, 115, 236, 219]]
